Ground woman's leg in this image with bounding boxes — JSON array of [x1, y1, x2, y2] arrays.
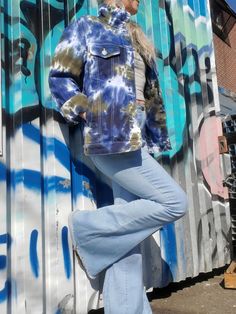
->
[[103, 183, 152, 314], [68, 146, 188, 279]]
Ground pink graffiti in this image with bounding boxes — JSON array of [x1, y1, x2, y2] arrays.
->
[[198, 116, 228, 199]]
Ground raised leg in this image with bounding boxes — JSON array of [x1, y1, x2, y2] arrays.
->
[[69, 147, 187, 279]]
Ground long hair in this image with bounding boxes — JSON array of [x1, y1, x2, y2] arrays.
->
[[101, 0, 157, 66]]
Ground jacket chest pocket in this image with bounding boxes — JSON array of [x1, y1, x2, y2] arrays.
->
[[88, 43, 121, 80]]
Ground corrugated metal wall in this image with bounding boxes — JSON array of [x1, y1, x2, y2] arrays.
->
[[0, 0, 231, 313]]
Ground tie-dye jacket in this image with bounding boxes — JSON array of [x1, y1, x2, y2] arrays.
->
[[49, 4, 171, 155]]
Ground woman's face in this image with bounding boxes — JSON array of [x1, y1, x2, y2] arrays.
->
[[121, 0, 140, 15]]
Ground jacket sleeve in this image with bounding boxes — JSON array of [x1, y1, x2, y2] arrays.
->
[[48, 17, 88, 124], [144, 62, 172, 152]]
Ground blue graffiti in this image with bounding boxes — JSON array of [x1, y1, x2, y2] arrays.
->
[[0, 256, 7, 270], [0, 234, 12, 303], [22, 123, 71, 171], [0, 162, 6, 181], [186, 0, 208, 17], [0, 165, 71, 194], [30, 229, 39, 278], [0, 280, 11, 303], [61, 227, 71, 279], [160, 223, 178, 282], [0, 233, 12, 249]]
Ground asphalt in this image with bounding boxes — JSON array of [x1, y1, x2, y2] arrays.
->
[[148, 265, 236, 314]]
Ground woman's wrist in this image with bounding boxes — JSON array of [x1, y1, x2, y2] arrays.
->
[[136, 99, 145, 105]]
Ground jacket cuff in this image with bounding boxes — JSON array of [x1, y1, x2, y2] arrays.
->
[[60, 93, 89, 124]]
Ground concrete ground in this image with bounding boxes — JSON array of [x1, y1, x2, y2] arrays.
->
[[148, 265, 236, 314], [90, 265, 236, 314]]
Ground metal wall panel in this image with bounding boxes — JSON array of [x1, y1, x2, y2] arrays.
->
[[0, 15, 2, 156], [0, 0, 231, 313]]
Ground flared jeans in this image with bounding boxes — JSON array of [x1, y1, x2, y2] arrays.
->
[[68, 144, 188, 314]]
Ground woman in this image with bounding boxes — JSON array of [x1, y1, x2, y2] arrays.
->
[[49, 0, 188, 313]]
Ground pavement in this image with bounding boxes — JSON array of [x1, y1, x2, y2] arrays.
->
[[148, 265, 236, 314], [89, 265, 236, 314]]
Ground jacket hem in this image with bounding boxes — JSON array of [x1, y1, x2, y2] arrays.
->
[[84, 141, 143, 156]]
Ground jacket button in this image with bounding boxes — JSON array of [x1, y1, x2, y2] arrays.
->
[[102, 48, 108, 56]]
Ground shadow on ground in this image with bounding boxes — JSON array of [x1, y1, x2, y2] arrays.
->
[[89, 265, 233, 314], [147, 265, 227, 301]]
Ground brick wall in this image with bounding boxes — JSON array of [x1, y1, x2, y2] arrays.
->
[[214, 23, 236, 93]]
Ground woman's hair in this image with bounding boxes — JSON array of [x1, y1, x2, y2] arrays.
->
[[101, 0, 157, 66]]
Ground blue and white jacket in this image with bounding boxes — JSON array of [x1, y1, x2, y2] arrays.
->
[[49, 4, 171, 155]]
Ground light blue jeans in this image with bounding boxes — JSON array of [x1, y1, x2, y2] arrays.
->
[[69, 106, 188, 313]]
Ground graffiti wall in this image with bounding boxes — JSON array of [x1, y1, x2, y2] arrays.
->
[[0, 0, 231, 313]]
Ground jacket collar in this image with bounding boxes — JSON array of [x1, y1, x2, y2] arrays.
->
[[98, 3, 131, 28]]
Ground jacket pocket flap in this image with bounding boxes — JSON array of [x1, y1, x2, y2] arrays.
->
[[89, 44, 120, 58]]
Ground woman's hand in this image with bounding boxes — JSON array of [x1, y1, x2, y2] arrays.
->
[[79, 111, 86, 121], [136, 99, 145, 105]]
